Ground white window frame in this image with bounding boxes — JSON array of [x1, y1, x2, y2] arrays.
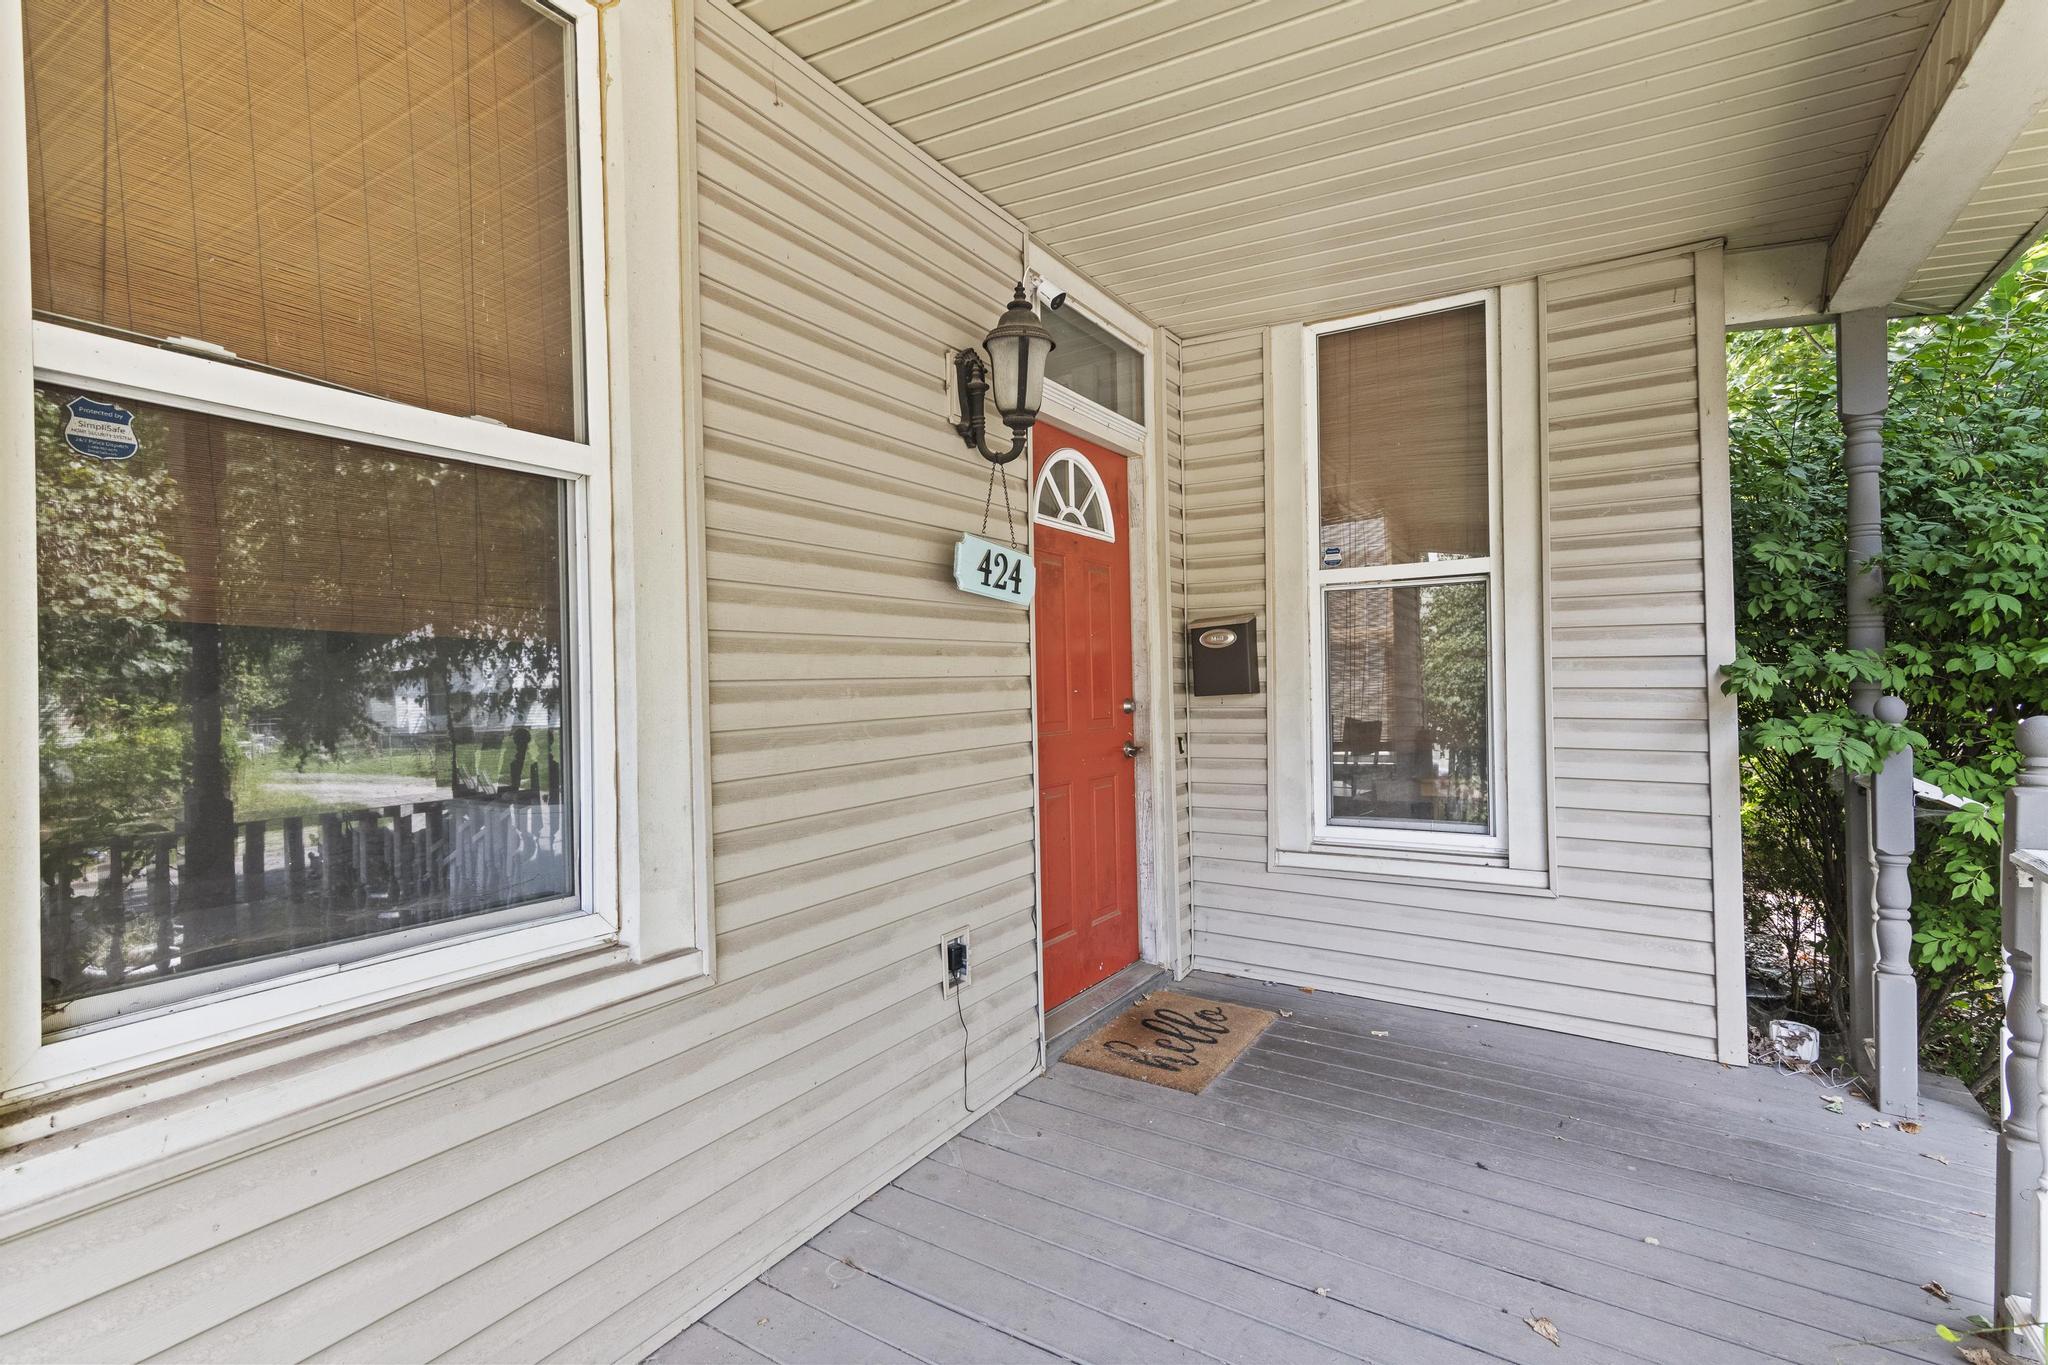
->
[[0, 0, 710, 1109], [1268, 284, 1551, 889], [1308, 291, 1502, 857]]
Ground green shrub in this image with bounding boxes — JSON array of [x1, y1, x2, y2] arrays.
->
[[1725, 246, 2048, 1095]]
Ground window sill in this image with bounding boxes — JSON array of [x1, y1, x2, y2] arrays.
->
[[1271, 844, 1554, 895], [0, 930, 710, 1220]]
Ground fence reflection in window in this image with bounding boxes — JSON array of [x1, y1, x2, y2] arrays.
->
[[36, 385, 574, 1007]]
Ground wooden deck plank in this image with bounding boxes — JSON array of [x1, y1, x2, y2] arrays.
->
[[950, 1114, 1639, 1365], [1253, 1013, 1989, 1200], [898, 1145, 1508, 1365], [1189, 1062, 1995, 1305], [1221, 1055, 1993, 1261], [649, 979, 1994, 1365], [854, 1183, 1372, 1365], [646, 1322, 776, 1365], [989, 1087, 1867, 1364], [1022, 1066, 1965, 1346], [1036, 1059, 1976, 1321], [1199, 975, 1995, 1162], [1237, 1044, 1988, 1234], [1220, 1047, 1990, 1252], [758, 1245, 1065, 1365], [1193, 975, 1998, 1171], [812, 1212, 1212, 1364], [699, 1282, 922, 1364]]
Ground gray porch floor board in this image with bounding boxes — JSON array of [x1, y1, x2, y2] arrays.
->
[[651, 973, 1996, 1364]]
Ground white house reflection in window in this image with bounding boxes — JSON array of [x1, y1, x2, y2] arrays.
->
[[35, 387, 575, 1007]]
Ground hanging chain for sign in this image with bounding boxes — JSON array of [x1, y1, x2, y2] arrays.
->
[[958, 456, 1034, 607], [978, 459, 1022, 550]]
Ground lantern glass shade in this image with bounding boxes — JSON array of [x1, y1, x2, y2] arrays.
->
[[995, 331, 1048, 421], [981, 284, 1056, 428], [987, 327, 1053, 424]]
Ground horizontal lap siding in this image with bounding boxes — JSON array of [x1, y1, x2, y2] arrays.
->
[[1163, 331, 1194, 969], [0, 6, 1040, 1361], [1182, 252, 1723, 1058]]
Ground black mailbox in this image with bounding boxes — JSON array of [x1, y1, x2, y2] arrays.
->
[[1189, 616, 1260, 696]]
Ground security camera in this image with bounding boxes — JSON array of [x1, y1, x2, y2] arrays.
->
[[1045, 291, 1068, 311]]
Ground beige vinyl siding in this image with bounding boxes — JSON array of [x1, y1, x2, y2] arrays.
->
[[1180, 328, 1271, 989], [1180, 251, 1732, 1059], [0, 3, 1040, 1360], [1162, 330, 1194, 969]]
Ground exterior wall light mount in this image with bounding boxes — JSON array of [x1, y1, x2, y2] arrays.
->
[[954, 282, 1056, 465]]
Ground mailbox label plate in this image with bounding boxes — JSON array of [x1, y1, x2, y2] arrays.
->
[[952, 533, 1035, 608]]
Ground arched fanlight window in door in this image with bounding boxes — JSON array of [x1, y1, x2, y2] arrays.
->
[[1033, 448, 1115, 542]]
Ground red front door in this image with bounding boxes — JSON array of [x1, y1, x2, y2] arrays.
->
[[1033, 423, 1141, 1010]]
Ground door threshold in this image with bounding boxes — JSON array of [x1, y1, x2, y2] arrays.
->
[[1045, 961, 1167, 1062]]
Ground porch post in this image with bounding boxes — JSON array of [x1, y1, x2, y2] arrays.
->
[[1998, 717, 2048, 1331], [1837, 308, 1887, 1081]]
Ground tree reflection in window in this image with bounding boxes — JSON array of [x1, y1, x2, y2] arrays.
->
[[1324, 580, 1489, 831], [35, 386, 574, 1006]]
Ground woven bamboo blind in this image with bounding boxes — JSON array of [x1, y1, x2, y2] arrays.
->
[[23, 0, 579, 441], [1317, 304, 1489, 568], [38, 385, 563, 642]]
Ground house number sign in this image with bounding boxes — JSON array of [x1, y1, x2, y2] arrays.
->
[[952, 532, 1035, 608]]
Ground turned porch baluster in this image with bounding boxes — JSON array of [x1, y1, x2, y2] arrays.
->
[[1870, 696, 1918, 1117], [1998, 716, 2048, 1338]]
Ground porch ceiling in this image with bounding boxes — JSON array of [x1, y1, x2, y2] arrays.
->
[[1899, 101, 2048, 314], [735, 0, 1944, 337]]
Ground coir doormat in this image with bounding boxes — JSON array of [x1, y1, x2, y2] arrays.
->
[[1061, 990, 1277, 1094]]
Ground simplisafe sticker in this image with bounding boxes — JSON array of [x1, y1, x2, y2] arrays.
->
[[63, 396, 139, 461], [1322, 545, 1342, 568]]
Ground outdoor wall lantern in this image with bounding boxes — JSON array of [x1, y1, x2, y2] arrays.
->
[[953, 282, 1056, 465]]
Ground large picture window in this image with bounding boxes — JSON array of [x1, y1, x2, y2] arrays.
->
[[21, 0, 613, 1034], [1308, 295, 1501, 852]]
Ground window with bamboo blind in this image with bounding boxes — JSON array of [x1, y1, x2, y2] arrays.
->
[[26, 0, 597, 1019], [1311, 299, 1496, 840], [23, 0, 580, 439], [1316, 303, 1488, 571]]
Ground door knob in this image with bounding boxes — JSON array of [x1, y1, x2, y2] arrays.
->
[[1121, 698, 1136, 714], [1122, 741, 1143, 758]]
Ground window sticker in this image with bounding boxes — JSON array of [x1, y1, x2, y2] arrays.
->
[[62, 395, 139, 461]]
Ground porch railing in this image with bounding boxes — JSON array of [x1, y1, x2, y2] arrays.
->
[[1996, 715, 2048, 1352], [1851, 694, 1919, 1117], [41, 795, 568, 1002]]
